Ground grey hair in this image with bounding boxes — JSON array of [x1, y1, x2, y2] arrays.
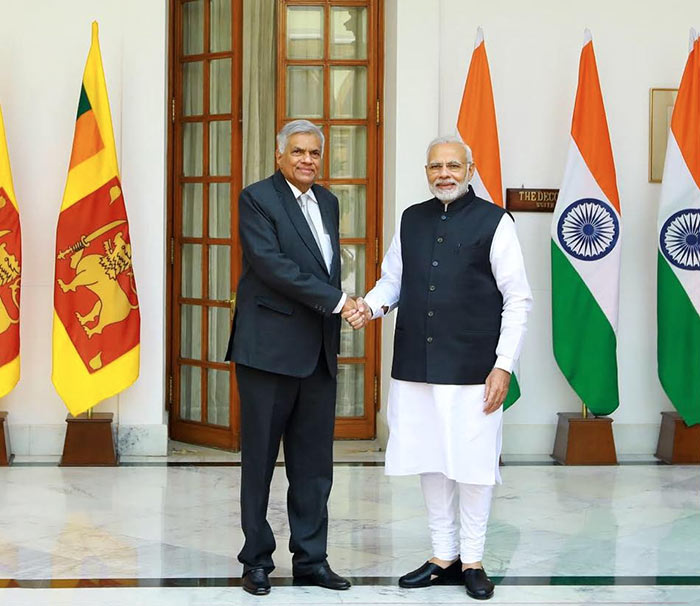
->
[[277, 120, 325, 155], [426, 135, 473, 164]]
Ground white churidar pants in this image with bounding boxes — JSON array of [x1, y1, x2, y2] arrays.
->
[[420, 472, 494, 563]]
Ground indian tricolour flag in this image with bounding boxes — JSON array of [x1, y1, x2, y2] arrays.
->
[[551, 30, 621, 416], [657, 29, 700, 426], [457, 27, 521, 409]]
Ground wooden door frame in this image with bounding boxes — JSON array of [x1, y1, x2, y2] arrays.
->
[[166, 0, 383, 448], [166, 0, 244, 450]]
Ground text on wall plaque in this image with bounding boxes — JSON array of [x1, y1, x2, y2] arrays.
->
[[505, 188, 559, 212]]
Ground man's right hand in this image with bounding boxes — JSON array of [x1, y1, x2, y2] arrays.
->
[[341, 296, 357, 315], [342, 296, 372, 330]]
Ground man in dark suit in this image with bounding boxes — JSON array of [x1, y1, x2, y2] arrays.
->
[[225, 120, 356, 596]]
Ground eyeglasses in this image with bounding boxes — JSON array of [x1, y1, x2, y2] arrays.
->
[[426, 161, 469, 173]]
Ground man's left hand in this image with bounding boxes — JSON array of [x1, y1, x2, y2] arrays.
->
[[483, 368, 511, 414]]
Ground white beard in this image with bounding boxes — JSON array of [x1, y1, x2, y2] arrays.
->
[[429, 178, 470, 202]]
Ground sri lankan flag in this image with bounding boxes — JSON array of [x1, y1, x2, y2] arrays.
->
[[52, 22, 140, 416], [0, 105, 22, 399]]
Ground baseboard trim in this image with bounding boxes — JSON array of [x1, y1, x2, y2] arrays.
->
[[6, 423, 168, 456]]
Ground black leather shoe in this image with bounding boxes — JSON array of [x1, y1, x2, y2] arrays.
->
[[398, 559, 462, 588], [293, 563, 351, 590], [242, 568, 270, 596], [464, 567, 494, 600]]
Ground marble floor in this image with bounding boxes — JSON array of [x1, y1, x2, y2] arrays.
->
[[1, 447, 699, 605]]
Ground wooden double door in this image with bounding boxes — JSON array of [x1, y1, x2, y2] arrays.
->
[[167, 0, 383, 450]]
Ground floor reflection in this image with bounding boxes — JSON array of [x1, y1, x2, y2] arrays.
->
[[0, 462, 698, 604]]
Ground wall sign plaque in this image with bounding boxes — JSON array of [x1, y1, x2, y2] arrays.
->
[[506, 188, 559, 212], [649, 88, 678, 183]]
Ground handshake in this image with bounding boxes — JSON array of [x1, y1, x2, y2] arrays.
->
[[341, 296, 372, 330]]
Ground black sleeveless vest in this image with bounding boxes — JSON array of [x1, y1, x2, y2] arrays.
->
[[391, 186, 508, 384]]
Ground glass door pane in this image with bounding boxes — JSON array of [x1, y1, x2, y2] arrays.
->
[[210, 0, 232, 52], [209, 183, 231, 237], [330, 6, 368, 59], [183, 0, 205, 55], [209, 121, 232, 175], [180, 304, 202, 359], [182, 123, 204, 176], [286, 67, 324, 118], [210, 59, 232, 114], [329, 126, 367, 178], [330, 67, 367, 119], [182, 184, 203, 237], [331, 185, 366, 238], [208, 369, 230, 426], [183, 62, 204, 115], [181, 366, 202, 421], [336, 364, 364, 417], [286, 6, 324, 59]]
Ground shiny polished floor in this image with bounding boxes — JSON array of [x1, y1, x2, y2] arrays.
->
[[1, 443, 699, 605]]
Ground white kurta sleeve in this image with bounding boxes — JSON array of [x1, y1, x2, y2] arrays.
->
[[363, 231, 402, 319], [489, 215, 533, 373]]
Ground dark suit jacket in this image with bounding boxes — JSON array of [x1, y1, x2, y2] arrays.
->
[[225, 170, 343, 378]]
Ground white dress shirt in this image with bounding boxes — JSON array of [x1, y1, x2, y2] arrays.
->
[[285, 179, 346, 313]]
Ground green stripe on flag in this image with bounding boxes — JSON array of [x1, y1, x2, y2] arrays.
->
[[551, 241, 619, 415], [76, 85, 92, 119], [504, 373, 520, 410], [657, 252, 700, 426]]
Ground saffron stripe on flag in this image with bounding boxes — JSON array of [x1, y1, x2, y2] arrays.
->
[[457, 27, 503, 207], [570, 40, 620, 213], [671, 36, 700, 190]]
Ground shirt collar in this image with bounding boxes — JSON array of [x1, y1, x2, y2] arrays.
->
[[285, 179, 318, 204]]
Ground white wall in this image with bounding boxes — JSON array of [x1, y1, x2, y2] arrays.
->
[[0, 0, 168, 455], [383, 0, 700, 455]]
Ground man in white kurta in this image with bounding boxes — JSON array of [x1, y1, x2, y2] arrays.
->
[[344, 136, 532, 600]]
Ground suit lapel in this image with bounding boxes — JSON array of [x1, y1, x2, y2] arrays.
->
[[273, 171, 328, 274]]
